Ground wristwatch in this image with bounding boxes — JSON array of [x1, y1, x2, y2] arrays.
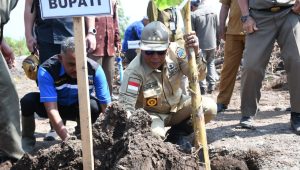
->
[[240, 15, 249, 23], [88, 28, 97, 35]]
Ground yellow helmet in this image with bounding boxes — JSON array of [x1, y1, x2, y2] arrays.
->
[[22, 52, 39, 80]]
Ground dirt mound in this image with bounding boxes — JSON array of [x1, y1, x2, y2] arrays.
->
[[211, 156, 248, 170], [12, 102, 200, 169]]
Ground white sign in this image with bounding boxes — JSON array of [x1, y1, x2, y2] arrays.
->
[[39, 0, 112, 19], [128, 40, 140, 49]]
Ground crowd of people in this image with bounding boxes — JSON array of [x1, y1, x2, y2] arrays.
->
[[0, 0, 300, 165]]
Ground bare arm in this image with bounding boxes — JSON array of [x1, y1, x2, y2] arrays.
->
[[44, 102, 69, 141], [237, 0, 249, 16], [24, 0, 37, 52], [219, 4, 229, 41], [85, 16, 96, 53]]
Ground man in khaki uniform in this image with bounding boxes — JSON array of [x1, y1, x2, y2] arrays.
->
[[147, 0, 185, 44], [0, 0, 24, 162], [147, 0, 189, 95], [238, 0, 300, 133], [119, 21, 217, 144], [217, 0, 245, 112]]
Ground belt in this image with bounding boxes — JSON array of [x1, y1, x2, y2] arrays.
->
[[251, 5, 292, 12]]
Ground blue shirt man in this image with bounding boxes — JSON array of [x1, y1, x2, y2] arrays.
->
[[122, 17, 149, 62], [20, 37, 111, 147]]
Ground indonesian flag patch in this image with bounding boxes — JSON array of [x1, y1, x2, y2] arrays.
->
[[126, 78, 141, 95]]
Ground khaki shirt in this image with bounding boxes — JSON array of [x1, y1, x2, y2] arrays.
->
[[220, 0, 244, 35], [147, 0, 185, 43], [119, 43, 206, 114], [249, 0, 295, 9]]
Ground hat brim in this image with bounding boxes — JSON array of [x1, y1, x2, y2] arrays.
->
[[140, 42, 169, 51]]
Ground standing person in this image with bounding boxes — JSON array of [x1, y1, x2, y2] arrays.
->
[[216, 0, 245, 112], [122, 16, 149, 63], [24, 0, 74, 141], [20, 37, 111, 151], [119, 21, 216, 145], [191, 0, 219, 94], [24, 0, 74, 64], [86, 0, 121, 96], [147, 0, 189, 95], [237, 0, 300, 133], [0, 0, 25, 161], [147, 0, 185, 45]]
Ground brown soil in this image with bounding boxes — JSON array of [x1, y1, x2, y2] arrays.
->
[[2, 51, 299, 169], [12, 103, 200, 170]]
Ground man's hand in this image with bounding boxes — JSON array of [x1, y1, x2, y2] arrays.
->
[[4, 52, 15, 69], [242, 16, 258, 34], [57, 125, 70, 141], [86, 34, 96, 53], [219, 27, 227, 41], [26, 35, 37, 53], [292, 0, 300, 14], [1, 40, 15, 69], [116, 43, 122, 54], [183, 31, 200, 56], [64, 135, 77, 141]]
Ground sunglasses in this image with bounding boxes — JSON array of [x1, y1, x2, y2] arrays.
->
[[144, 50, 167, 55]]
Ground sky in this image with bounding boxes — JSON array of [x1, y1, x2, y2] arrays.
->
[[5, 0, 221, 40]]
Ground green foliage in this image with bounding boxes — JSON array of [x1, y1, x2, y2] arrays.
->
[[154, 0, 184, 10], [4, 37, 30, 57], [117, 0, 129, 39]]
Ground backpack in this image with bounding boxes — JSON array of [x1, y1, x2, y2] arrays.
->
[[0, 0, 19, 42]]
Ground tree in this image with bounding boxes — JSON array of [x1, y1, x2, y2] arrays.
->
[[117, 0, 129, 39]]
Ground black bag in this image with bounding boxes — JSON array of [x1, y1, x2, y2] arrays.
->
[[0, 0, 19, 42]]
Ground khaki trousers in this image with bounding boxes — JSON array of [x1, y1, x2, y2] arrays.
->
[[0, 52, 24, 159], [217, 34, 245, 105], [150, 96, 217, 137], [241, 10, 300, 116]]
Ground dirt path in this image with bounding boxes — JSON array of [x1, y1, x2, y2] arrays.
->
[[8, 56, 300, 169]]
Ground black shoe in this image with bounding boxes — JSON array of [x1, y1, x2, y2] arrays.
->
[[200, 87, 206, 95], [176, 135, 193, 153], [217, 103, 227, 113], [73, 125, 81, 139], [239, 116, 255, 129], [291, 112, 300, 135], [207, 84, 216, 94]]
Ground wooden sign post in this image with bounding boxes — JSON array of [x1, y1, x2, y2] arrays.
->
[[39, 0, 113, 169], [73, 16, 94, 170]]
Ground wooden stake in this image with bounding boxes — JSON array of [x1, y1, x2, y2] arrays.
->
[[73, 17, 94, 170], [183, 1, 211, 169]]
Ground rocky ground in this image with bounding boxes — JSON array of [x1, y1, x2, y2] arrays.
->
[[1, 51, 299, 169]]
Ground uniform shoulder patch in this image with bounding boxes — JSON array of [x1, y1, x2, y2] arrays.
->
[[175, 47, 186, 59], [126, 77, 141, 95], [146, 97, 158, 107]]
